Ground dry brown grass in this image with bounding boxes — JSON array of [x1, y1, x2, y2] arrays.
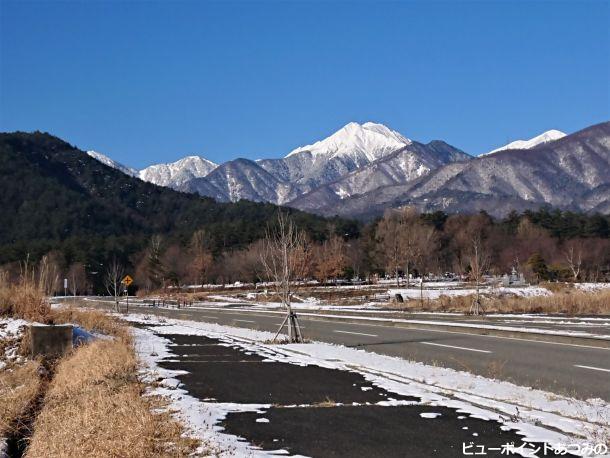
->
[[50, 307, 131, 342], [0, 361, 43, 440], [0, 270, 50, 322], [25, 339, 198, 457], [1, 268, 198, 456], [538, 281, 574, 294], [312, 397, 337, 408], [392, 288, 610, 315]]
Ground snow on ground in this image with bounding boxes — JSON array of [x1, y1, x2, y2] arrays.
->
[[0, 317, 29, 452], [133, 327, 274, 456], [389, 285, 551, 300], [0, 317, 28, 370], [0, 317, 27, 340], [128, 314, 609, 457], [575, 283, 610, 292]]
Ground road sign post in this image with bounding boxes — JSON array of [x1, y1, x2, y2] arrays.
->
[[121, 275, 133, 313]]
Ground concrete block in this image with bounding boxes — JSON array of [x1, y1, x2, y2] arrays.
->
[[30, 324, 73, 357]]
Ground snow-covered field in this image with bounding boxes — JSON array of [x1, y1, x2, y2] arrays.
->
[[189, 282, 552, 311], [389, 285, 551, 300], [129, 314, 610, 457], [576, 283, 610, 292]]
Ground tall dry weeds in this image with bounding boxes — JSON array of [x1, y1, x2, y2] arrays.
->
[[0, 257, 53, 321], [0, 361, 43, 440], [25, 339, 198, 457], [395, 288, 610, 315]]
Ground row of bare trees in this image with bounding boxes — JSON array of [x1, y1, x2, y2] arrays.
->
[[6, 208, 609, 302], [376, 207, 437, 286], [87, 209, 610, 296]]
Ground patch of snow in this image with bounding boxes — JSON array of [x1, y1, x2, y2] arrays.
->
[[87, 150, 138, 176], [389, 285, 551, 300], [575, 283, 610, 292], [334, 187, 351, 199], [0, 317, 28, 339], [420, 412, 442, 419], [0, 317, 28, 370]]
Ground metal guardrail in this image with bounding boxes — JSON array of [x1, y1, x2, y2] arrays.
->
[[141, 298, 194, 308]]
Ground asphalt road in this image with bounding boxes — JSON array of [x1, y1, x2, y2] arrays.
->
[[84, 299, 610, 401]]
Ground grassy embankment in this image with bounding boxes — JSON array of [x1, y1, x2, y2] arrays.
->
[[392, 283, 610, 315], [0, 268, 198, 457]]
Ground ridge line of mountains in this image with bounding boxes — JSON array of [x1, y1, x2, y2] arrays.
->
[[81, 120, 610, 218]]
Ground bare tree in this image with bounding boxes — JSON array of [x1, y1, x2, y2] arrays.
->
[[400, 210, 436, 287], [146, 235, 165, 291], [314, 234, 347, 284], [105, 259, 125, 313], [468, 234, 489, 315], [259, 212, 308, 342], [40, 255, 59, 296], [189, 229, 213, 287], [67, 262, 87, 301], [376, 209, 406, 286], [564, 242, 582, 282]]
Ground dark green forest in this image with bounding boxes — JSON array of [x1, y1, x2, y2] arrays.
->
[[0, 132, 358, 268]]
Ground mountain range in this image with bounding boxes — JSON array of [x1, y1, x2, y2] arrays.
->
[[85, 120, 610, 219]]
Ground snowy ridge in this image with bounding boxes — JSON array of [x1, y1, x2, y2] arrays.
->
[[86, 150, 138, 176], [286, 121, 411, 162], [482, 129, 566, 156], [138, 155, 218, 188], [82, 121, 457, 206]]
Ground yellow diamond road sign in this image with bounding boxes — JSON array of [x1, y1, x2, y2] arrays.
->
[[121, 275, 133, 286]]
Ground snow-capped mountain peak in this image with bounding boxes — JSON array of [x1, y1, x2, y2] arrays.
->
[[138, 155, 218, 187], [361, 121, 410, 145], [286, 121, 411, 162], [482, 129, 566, 156], [86, 150, 137, 176]]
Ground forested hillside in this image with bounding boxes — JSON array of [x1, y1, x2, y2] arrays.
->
[[0, 132, 358, 267]]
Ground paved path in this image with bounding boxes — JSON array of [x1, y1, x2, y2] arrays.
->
[[83, 299, 610, 401], [156, 333, 544, 457]]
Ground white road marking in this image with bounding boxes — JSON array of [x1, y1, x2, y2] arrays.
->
[[334, 330, 378, 337], [420, 341, 492, 354], [198, 315, 220, 320], [574, 364, 610, 373], [234, 319, 255, 323], [103, 301, 609, 351]]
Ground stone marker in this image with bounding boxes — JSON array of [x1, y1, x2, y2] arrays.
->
[[30, 324, 73, 357]]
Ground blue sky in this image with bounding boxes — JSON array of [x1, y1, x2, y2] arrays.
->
[[1, 1, 608, 168]]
